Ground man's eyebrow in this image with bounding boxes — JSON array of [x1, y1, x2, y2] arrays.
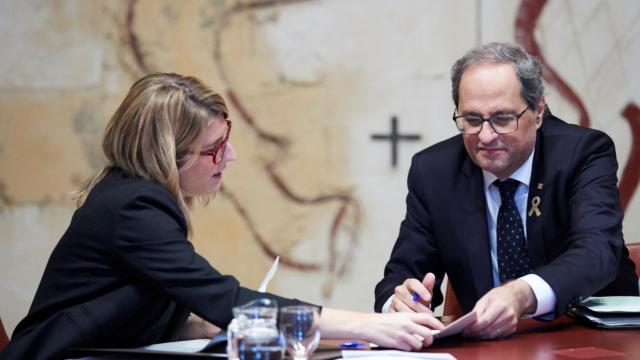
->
[[462, 109, 517, 116], [460, 110, 482, 116]]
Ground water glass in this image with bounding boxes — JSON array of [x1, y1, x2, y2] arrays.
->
[[228, 298, 284, 360], [235, 328, 283, 360], [279, 305, 321, 360]]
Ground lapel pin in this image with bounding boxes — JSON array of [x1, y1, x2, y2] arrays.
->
[[528, 195, 542, 217]]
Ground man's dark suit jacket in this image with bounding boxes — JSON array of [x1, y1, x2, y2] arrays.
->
[[374, 109, 638, 315], [1, 169, 305, 360]]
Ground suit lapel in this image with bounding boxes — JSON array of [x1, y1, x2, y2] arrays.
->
[[460, 156, 494, 299], [526, 128, 546, 268]]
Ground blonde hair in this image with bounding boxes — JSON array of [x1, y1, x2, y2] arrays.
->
[[76, 73, 229, 235]]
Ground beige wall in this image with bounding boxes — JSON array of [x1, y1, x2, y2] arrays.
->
[[1, 0, 639, 334]]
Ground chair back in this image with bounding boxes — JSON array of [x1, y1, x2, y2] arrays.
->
[[443, 280, 464, 319], [0, 317, 9, 352], [627, 242, 640, 277]]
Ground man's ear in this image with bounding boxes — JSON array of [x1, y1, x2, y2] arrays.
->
[[535, 97, 545, 128]]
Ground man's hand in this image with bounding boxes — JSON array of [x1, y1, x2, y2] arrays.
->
[[463, 279, 536, 339], [179, 313, 222, 340], [390, 273, 436, 313]]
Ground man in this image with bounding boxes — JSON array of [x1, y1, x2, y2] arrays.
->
[[374, 42, 638, 339]]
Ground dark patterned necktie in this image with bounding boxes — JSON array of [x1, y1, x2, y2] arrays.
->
[[495, 179, 531, 283]]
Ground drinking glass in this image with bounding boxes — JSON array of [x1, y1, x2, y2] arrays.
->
[[279, 305, 321, 360], [227, 298, 284, 360]]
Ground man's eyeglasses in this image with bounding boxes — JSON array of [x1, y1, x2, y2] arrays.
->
[[192, 119, 232, 164], [452, 107, 528, 135]]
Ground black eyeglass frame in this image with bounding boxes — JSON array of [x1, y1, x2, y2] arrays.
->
[[452, 107, 529, 135]]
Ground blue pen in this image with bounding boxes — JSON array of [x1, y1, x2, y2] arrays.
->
[[340, 341, 364, 349], [412, 292, 420, 302]]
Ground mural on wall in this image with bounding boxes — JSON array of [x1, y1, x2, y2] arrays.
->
[[117, 0, 640, 295], [1, 0, 638, 333], [120, 0, 363, 296], [516, 0, 640, 210]]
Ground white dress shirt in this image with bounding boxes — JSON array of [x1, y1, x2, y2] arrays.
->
[[482, 150, 556, 317]]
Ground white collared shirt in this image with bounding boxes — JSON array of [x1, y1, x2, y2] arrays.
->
[[482, 150, 556, 317]]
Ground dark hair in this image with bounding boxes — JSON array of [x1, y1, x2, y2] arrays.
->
[[451, 42, 544, 109]]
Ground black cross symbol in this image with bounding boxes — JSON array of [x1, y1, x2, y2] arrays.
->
[[371, 116, 422, 168]]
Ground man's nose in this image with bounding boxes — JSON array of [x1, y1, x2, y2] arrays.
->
[[477, 121, 499, 144]]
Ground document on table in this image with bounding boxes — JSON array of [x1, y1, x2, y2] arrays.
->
[[143, 332, 227, 353], [69, 333, 228, 358], [431, 311, 476, 339], [341, 350, 456, 360], [574, 296, 640, 313], [568, 296, 640, 328], [143, 339, 210, 352]]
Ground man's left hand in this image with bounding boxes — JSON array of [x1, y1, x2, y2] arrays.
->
[[462, 279, 536, 339]]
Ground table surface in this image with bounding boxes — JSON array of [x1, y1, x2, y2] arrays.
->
[[420, 315, 639, 359], [71, 316, 640, 359]]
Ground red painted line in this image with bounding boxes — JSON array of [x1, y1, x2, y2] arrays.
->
[[515, 0, 591, 128], [125, 0, 149, 75], [220, 186, 321, 271], [515, 0, 639, 212], [211, 1, 361, 275], [619, 103, 640, 211]]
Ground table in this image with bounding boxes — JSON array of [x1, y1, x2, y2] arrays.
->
[[72, 316, 639, 359], [423, 316, 639, 359]]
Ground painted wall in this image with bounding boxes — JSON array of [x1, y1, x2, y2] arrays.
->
[[1, 0, 639, 334]]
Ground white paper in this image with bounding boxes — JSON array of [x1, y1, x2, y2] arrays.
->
[[578, 296, 640, 313], [142, 339, 210, 352], [258, 256, 279, 292], [341, 349, 456, 360], [431, 311, 476, 339]]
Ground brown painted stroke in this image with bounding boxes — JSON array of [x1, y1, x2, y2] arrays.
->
[[125, 0, 149, 75], [515, 0, 591, 128], [220, 186, 320, 271], [216, 1, 362, 276]]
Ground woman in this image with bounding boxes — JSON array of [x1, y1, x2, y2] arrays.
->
[[1, 73, 442, 359]]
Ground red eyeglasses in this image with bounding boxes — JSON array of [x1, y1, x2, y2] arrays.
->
[[194, 120, 232, 164]]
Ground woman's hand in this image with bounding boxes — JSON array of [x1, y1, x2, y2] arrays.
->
[[319, 308, 444, 351], [359, 312, 444, 351], [179, 313, 222, 340]]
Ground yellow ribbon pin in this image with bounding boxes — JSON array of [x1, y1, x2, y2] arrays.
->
[[528, 196, 542, 217]]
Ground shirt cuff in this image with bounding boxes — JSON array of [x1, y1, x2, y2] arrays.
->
[[520, 274, 556, 317], [381, 295, 394, 313]]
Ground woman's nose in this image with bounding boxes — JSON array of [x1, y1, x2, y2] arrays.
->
[[223, 142, 237, 162]]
